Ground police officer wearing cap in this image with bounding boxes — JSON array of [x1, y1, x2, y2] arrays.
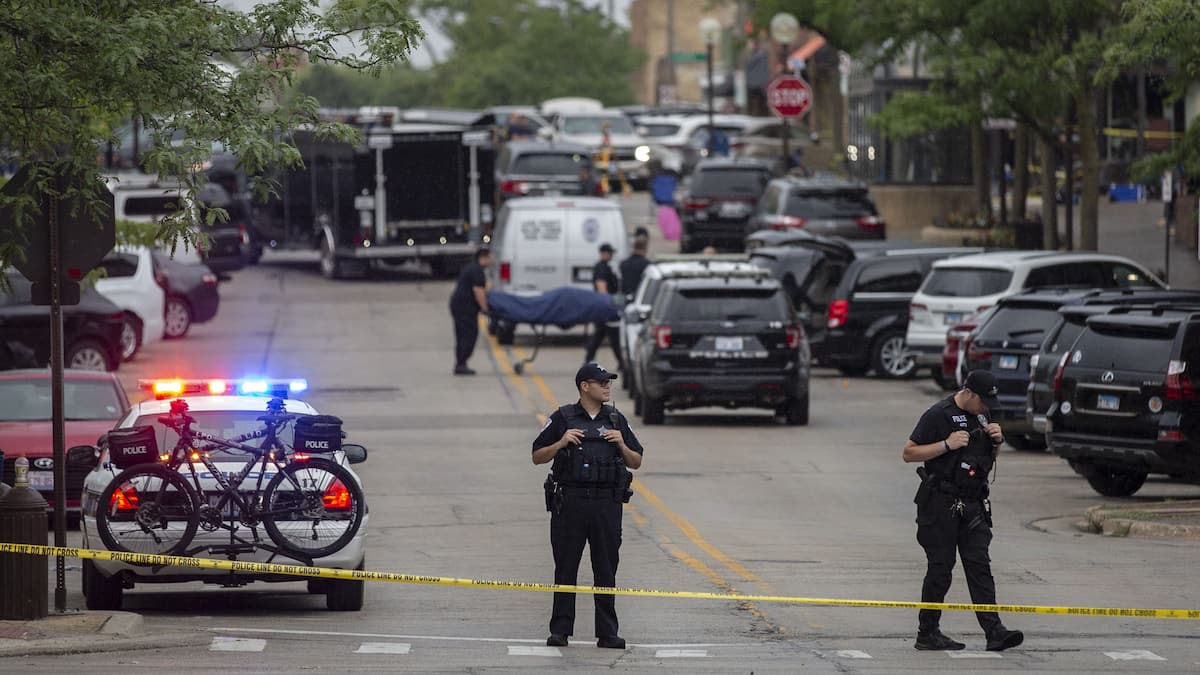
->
[[584, 243, 622, 367], [902, 370, 1024, 652], [532, 363, 643, 649]]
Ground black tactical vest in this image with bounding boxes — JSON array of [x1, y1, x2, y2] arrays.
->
[[553, 404, 626, 487]]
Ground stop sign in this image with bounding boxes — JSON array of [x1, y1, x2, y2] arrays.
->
[[767, 76, 812, 119]]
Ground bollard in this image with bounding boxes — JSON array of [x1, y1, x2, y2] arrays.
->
[[0, 456, 49, 620]]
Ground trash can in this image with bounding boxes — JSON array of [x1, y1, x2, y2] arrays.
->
[[0, 483, 49, 619]]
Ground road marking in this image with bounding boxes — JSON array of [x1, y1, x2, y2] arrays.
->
[[210, 636, 266, 652], [508, 645, 562, 657], [1105, 649, 1166, 661], [209, 626, 755, 649], [834, 650, 872, 659], [355, 642, 411, 654], [656, 649, 708, 658], [948, 651, 1002, 659]]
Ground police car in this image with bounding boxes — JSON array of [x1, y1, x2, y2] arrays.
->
[[75, 378, 370, 611]]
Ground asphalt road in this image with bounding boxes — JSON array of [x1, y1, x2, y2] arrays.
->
[[14, 206, 1200, 673]]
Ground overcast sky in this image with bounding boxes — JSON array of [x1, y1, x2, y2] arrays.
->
[[222, 0, 633, 69]]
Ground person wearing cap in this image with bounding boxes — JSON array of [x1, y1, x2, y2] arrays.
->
[[902, 369, 1024, 652], [584, 243, 622, 368], [531, 362, 644, 650], [618, 237, 650, 301], [448, 248, 492, 375]]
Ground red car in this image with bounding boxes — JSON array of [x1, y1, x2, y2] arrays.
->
[[937, 307, 997, 390], [0, 369, 129, 512]]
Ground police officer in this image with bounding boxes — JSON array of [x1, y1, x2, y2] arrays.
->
[[532, 363, 643, 649], [902, 370, 1023, 652], [584, 243, 621, 367], [618, 237, 650, 300], [448, 248, 492, 375]]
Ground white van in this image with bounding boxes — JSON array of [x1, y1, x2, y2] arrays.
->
[[489, 197, 629, 296]]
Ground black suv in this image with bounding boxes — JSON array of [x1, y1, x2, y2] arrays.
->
[[678, 158, 774, 253], [1047, 304, 1200, 496], [1, 273, 124, 372], [632, 275, 810, 426], [748, 175, 884, 241], [815, 247, 981, 379]]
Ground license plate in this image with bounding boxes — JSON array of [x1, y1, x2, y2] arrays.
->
[[543, 189, 562, 197], [943, 312, 963, 325], [998, 355, 1019, 370], [718, 202, 747, 218], [29, 471, 53, 491], [572, 266, 593, 283], [715, 337, 744, 351], [1096, 393, 1121, 411]]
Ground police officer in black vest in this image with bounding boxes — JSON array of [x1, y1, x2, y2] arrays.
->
[[903, 370, 1024, 652], [532, 363, 643, 649]]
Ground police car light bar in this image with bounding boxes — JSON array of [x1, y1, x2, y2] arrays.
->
[[138, 378, 309, 399]]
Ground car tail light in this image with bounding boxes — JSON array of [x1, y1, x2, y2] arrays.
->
[[654, 325, 672, 349], [109, 486, 139, 513], [855, 215, 884, 231], [683, 197, 712, 210], [239, 224, 250, 245], [323, 480, 352, 511], [765, 214, 806, 230], [909, 303, 926, 321], [1166, 360, 1195, 400], [1159, 429, 1186, 442], [501, 180, 530, 196], [1052, 351, 1071, 398], [785, 325, 803, 348], [827, 299, 849, 329], [201, 273, 218, 285], [499, 262, 511, 282], [154, 268, 169, 289], [966, 343, 991, 363], [976, 305, 992, 314]]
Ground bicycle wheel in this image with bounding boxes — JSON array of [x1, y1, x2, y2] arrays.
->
[[261, 458, 366, 559], [96, 464, 201, 557]]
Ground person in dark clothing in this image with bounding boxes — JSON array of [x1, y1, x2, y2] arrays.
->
[[902, 370, 1024, 652], [448, 248, 492, 375], [584, 243, 621, 367], [618, 238, 649, 300], [532, 362, 644, 650]]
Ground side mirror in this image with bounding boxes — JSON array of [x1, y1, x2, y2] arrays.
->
[[343, 443, 368, 465], [67, 445, 100, 469]]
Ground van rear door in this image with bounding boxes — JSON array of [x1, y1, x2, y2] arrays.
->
[[506, 206, 567, 293], [564, 204, 626, 290]]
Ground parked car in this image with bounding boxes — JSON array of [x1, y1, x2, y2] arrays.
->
[[494, 140, 595, 204], [748, 175, 885, 241], [940, 309, 995, 390], [1047, 304, 1200, 496], [632, 114, 760, 175], [906, 252, 1164, 377], [551, 109, 651, 185], [620, 259, 772, 395], [744, 228, 824, 251], [94, 247, 165, 362], [632, 274, 810, 425], [814, 247, 982, 378], [151, 249, 220, 339], [0, 369, 129, 513], [731, 118, 814, 167], [678, 157, 774, 252], [1, 272, 124, 372]]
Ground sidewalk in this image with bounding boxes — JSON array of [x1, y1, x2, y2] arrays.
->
[[0, 610, 207, 658]]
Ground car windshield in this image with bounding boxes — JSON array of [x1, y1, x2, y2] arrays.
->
[[785, 191, 875, 218], [639, 123, 680, 137], [0, 379, 123, 421], [562, 115, 636, 135], [691, 168, 770, 196], [976, 306, 1062, 342], [510, 152, 590, 175], [922, 268, 1013, 297], [132, 410, 302, 460], [667, 288, 788, 321], [1072, 326, 1172, 372]]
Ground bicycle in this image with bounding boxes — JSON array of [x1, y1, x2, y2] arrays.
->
[[95, 397, 365, 563]]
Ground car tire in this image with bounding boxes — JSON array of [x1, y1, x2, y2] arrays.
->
[[1005, 433, 1048, 451], [871, 330, 916, 379], [83, 559, 123, 610], [633, 389, 643, 417], [307, 579, 329, 594], [1085, 467, 1148, 497], [642, 396, 665, 425], [837, 365, 869, 377], [932, 369, 957, 391], [783, 394, 809, 426], [66, 338, 114, 372], [118, 314, 142, 362], [326, 560, 365, 611], [163, 296, 192, 339]]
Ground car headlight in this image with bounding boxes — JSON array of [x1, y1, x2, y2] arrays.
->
[[634, 145, 651, 162]]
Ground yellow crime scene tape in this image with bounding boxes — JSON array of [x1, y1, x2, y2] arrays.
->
[[3, 542, 1199, 620]]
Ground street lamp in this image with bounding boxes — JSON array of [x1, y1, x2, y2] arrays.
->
[[699, 17, 721, 154], [769, 12, 799, 170]]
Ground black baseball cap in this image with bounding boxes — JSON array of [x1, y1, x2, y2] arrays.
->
[[599, 243, 615, 253], [576, 362, 618, 386], [964, 369, 999, 408]]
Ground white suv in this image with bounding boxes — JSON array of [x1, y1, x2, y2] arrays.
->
[[94, 247, 165, 361], [905, 251, 1163, 369]]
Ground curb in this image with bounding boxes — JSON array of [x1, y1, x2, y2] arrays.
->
[[0, 630, 209, 658], [1077, 503, 1200, 539]]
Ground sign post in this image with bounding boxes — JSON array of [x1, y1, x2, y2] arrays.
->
[[766, 75, 813, 171], [0, 165, 115, 612]]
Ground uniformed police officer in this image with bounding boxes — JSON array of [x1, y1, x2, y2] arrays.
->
[[583, 243, 622, 368], [902, 370, 1024, 652], [532, 363, 643, 649], [448, 248, 492, 375]]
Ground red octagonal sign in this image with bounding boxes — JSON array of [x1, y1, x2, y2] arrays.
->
[[767, 75, 812, 119]]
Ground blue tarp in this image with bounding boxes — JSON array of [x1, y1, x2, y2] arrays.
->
[[488, 287, 618, 326]]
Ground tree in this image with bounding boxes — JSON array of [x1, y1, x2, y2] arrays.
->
[[0, 0, 424, 273]]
